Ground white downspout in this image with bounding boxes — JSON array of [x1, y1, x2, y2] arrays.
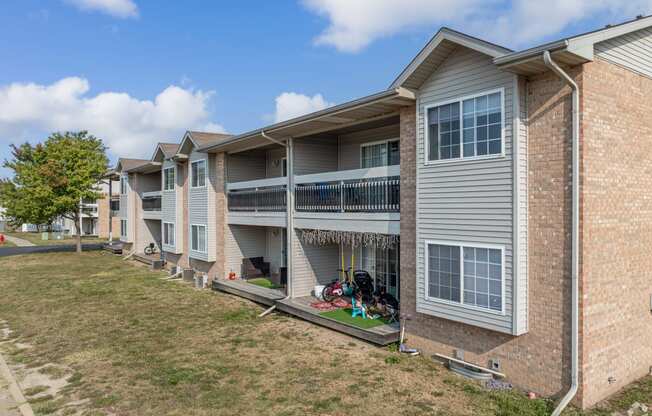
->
[[543, 51, 580, 416]]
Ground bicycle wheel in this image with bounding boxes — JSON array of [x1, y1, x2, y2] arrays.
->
[[322, 285, 336, 302]]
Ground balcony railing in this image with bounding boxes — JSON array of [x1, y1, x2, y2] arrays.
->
[[142, 191, 162, 212], [228, 186, 287, 212], [295, 165, 400, 213], [227, 177, 287, 212]]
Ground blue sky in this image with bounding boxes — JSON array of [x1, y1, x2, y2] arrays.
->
[[1, 0, 650, 177]]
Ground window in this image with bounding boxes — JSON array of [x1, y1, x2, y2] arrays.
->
[[361, 139, 400, 168], [427, 90, 503, 162], [191, 160, 206, 187], [426, 242, 504, 313], [120, 220, 127, 237], [191, 225, 206, 253], [163, 222, 175, 246], [163, 167, 175, 191], [120, 176, 128, 194]]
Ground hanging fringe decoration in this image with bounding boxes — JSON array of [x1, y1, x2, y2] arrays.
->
[[297, 229, 399, 249]]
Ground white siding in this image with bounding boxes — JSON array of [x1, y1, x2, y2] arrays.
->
[[224, 225, 267, 278], [595, 28, 652, 79], [266, 227, 285, 274], [292, 231, 339, 297], [188, 151, 215, 261], [161, 160, 179, 253], [415, 46, 521, 334], [227, 153, 266, 182], [338, 124, 400, 170], [294, 137, 338, 175], [266, 148, 286, 178]]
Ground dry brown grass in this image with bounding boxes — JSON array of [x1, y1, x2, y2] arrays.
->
[[1, 252, 635, 416]]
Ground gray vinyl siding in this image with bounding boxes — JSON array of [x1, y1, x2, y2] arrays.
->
[[292, 231, 339, 297], [161, 160, 178, 253], [188, 150, 215, 262], [225, 225, 267, 278], [294, 137, 338, 175], [227, 153, 266, 183], [338, 124, 400, 170], [595, 28, 652, 79], [415, 46, 520, 334]]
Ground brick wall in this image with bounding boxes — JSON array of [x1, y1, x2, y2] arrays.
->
[[96, 193, 120, 239], [580, 58, 652, 407], [400, 71, 578, 399]]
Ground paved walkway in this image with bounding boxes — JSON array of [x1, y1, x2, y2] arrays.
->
[[0, 351, 33, 416], [2, 236, 34, 247]]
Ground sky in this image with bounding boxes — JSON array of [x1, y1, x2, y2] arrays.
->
[[1, 0, 651, 177]]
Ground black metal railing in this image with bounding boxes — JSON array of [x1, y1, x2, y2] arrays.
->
[[227, 185, 287, 212], [142, 196, 162, 211], [295, 176, 400, 213]]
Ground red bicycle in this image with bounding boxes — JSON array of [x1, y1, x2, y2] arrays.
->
[[321, 268, 351, 302]]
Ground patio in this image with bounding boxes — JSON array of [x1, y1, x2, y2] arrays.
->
[[212, 279, 399, 345]]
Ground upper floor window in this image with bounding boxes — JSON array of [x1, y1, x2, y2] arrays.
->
[[361, 139, 400, 168], [163, 167, 175, 191], [120, 176, 128, 194], [191, 160, 206, 188], [426, 241, 504, 313], [427, 90, 503, 162]]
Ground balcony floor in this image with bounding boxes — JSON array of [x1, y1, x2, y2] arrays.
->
[[211, 280, 399, 345]]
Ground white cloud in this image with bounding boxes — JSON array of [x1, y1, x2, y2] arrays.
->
[[64, 0, 138, 18], [0, 77, 225, 159], [302, 0, 490, 52], [303, 0, 652, 52], [274, 92, 334, 123]]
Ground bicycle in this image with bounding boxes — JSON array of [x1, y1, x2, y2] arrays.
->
[[321, 268, 375, 304]]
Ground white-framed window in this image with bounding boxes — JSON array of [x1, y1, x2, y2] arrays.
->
[[163, 167, 175, 191], [361, 139, 400, 168], [191, 160, 206, 188], [120, 219, 127, 237], [190, 224, 207, 253], [120, 176, 128, 195], [425, 241, 504, 314], [163, 222, 175, 246], [426, 89, 504, 162]]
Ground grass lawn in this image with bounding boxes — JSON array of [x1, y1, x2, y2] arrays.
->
[[247, 277, 283, 289], [320, 308, 390, 329], [0, 252, 646, 416], [2, 232, 108, 246]]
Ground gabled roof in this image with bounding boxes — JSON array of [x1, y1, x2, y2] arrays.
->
[[495, 14, 652, 74], [177, 131, 232, 156], [151, 142, 179, 162], [115, 158, 150, 173], [390, 27, 513, 90]]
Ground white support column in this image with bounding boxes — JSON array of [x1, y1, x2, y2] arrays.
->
[[286, 137, 295, 298]]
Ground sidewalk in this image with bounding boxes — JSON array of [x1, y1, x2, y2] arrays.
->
[[0, 351, 33, 416], [2, 236, 34, 247]]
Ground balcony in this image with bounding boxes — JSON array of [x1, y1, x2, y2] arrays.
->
[[294, 165, 400, 235], [141, 191, 162, 220], [226, 177, 287, 227], [295, 165, 400, 213], [80, 203, 98, 217]]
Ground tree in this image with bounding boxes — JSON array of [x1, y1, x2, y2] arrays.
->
[[1, 132, 109, 253], [0, 143, 58, 231]]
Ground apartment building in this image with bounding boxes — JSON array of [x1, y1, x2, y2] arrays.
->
[[114, 16, 652, 409]]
